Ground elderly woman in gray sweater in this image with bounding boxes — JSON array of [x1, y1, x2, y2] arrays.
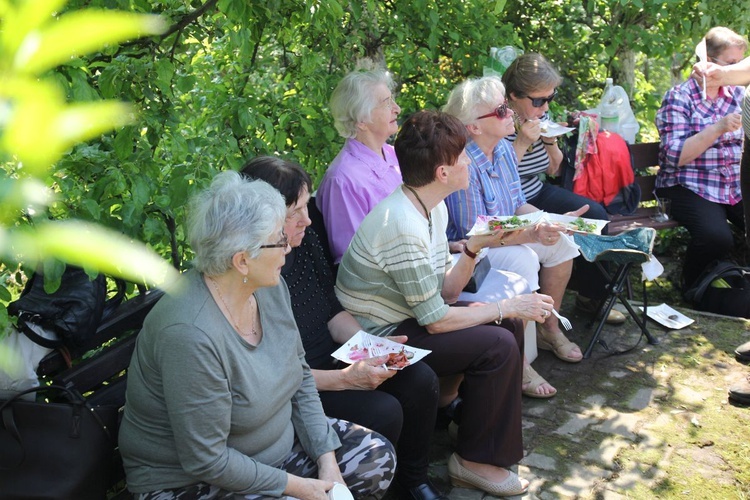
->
[[119, 171, 395, 500]]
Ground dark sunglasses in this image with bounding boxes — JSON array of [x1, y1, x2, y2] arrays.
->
[[476, 102, 510, 120], [260, 232, 289, 249], [523, 89, 557, 108]]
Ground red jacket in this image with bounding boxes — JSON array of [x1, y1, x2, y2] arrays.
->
[[573, 131, 634, 205]]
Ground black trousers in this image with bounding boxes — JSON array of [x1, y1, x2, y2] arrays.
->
[[656, 184, 745, 287], [742, 135, 750, 245], [318, 360, 439, 488]]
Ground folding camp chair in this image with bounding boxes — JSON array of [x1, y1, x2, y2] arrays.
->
[[573, 227, 660, 358]]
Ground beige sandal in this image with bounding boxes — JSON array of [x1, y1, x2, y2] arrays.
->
[[537, 326, 583, 363], [522, 365, 557, 399]]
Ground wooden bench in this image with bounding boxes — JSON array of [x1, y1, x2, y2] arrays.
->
[[35, 287, 164, 498], [606, 142, 681, 235]]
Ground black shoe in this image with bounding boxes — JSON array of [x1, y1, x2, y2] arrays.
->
[[406, 482, 449, 500], [436, 396, 463, 428]]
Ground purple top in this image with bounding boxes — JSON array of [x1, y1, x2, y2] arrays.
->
[[656, 77, 744, 205], [316, 139, 402, 262]]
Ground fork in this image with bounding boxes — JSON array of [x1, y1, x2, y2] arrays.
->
[[551, 309, 572, 331]]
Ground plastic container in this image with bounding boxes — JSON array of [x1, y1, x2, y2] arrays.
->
[[600, 78, 620, 134], [483, 46, 524, 77]]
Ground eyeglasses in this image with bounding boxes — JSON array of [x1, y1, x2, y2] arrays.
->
[[260, 232, 289, 249], [476, 102, 510, 120], [709, 57, 737, 67], [523, 89, 557, 108]]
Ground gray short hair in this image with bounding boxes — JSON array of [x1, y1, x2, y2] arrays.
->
[[442, 76, 506, 125], [187, 171, 286, 276], [330, 70, 395, 139]]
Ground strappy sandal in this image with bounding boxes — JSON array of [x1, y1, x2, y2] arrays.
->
[[537, 326, 583, 363], [522, 365, 557, 399]]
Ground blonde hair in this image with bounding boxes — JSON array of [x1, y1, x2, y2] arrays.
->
[[501, 53, 562, 99]]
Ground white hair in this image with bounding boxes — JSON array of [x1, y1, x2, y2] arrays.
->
[[442, 76, 507, 125], [187, 171, 286, 275], [330, 70, 395, 139]]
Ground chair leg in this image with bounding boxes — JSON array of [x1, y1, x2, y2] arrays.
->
[[583, 293, 618, 358], [583, 263, 628, 358], [583, 262, 659, 358]]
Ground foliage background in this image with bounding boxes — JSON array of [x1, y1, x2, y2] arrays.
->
[[9, 0, 750, 276]]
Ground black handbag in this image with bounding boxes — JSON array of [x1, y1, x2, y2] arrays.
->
[[0, 385, 119, 500], [7, 266, 125, 349], [463, 256, 491, 293], [683, 260, 750, 319]]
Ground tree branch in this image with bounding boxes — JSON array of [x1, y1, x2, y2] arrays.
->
[[159, 0, 220, 41]]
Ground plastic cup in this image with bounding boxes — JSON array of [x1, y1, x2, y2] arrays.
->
[[328, 483, 354, 500], [620, 122, 638, 144], [651, 198, 671, 222]]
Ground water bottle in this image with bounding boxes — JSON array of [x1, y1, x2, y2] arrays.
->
[[600, 78, 620, 134]]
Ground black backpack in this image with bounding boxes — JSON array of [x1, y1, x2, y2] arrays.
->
[[7, 266, 125, 349], [683, 260, 750, 319]]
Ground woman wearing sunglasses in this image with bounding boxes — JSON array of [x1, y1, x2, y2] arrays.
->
[[502, 53, 624, 325], [443, 76, 584, 399]]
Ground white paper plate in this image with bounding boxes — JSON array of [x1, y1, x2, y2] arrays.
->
[[637, 303, 694, 330], [331, 331, 431, 370], [543, 213, 609, 235], [540, 121, 575, 138], [468, 211, 545, 236]]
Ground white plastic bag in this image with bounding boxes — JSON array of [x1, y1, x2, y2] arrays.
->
[[0, 324, 56, 399], [591, 83, 640, 143]]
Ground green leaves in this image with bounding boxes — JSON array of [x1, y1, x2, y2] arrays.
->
[[13, 10, 166, 75]]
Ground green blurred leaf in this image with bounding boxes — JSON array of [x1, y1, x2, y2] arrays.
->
[[0, 0, 67, 59], [10, 220, 179, 287], [14, 11, 166, 75]]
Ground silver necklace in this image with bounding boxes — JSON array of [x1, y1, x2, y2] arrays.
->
[[207, 276, 257, 338]]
